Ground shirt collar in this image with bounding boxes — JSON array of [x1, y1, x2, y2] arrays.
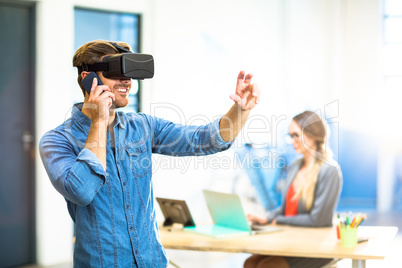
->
[[71, 103, 127, 131], [71, 103, 91, 132], [115, 111, 127, 129]]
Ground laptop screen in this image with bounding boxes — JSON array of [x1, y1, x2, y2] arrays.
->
[[202, 190, 251, 232]]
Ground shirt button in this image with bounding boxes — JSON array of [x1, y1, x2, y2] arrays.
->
[[130, 227, 134, 231], [126, 204, 129, 208], [122, 181, 126, 186], [135, 250, 138, 254]]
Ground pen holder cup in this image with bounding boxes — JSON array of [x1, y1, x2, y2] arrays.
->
[[340, 227, 358, 247]]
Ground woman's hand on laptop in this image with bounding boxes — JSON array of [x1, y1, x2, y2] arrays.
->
[[246, 214, 268, 225]]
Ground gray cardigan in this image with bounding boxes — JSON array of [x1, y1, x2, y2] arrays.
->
[[267, 158, 343, 227]]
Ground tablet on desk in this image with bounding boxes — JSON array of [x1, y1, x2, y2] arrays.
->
[[156, 197, 195, 227]]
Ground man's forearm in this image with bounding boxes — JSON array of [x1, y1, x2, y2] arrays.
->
[[219, 104, 251, 142], [85, 121, 107, 170]]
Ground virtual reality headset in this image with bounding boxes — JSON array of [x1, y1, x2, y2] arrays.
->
[[77, 43, 154, 80]]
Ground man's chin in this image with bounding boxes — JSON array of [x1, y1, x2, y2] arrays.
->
[[113, 100, 129, 109]]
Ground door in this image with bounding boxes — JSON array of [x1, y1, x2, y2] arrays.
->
[[0, 2, 36, 267]]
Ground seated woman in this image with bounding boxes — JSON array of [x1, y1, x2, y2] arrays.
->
[[244, 110, 343, 268]]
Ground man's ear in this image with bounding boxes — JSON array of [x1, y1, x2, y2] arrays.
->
[[81, 71, 90, 80]]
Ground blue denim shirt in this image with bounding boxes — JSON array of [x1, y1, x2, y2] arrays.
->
[[39, 103, 232, 268]]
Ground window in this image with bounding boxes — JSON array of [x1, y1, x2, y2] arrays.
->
[[383, 0, 402, 210], [74, 8, 140, 112], [383, 0, 402, 92]]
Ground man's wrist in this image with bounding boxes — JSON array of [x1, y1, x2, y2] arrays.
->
[[90, 118, 108, 130]]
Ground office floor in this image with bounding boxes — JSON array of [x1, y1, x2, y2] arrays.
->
[[20, 210, 402, 268]]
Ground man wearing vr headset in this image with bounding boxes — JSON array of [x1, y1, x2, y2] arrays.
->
[[39, 40, 260, 268]]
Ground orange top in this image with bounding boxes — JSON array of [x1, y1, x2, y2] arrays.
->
[[285, 182, 298, 216]]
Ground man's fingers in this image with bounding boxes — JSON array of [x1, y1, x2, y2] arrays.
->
[[100, 91, 115, 101], [92, 85, 112, 98], [90, 77, 98, 95], [237, 70, 245, 80], [236, 70, 245, 86], [97, 92, 115, 109], [243, 73, 253, 85], [229, 94, 242, 105], [233, 71, 260, 108], [251, 84, 260, 104], [236, 71, 253, 88], [107, 97, 113, 108]]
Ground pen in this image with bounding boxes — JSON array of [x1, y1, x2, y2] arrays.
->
[[356, 217, 366, 227], [350, 217, 356, 228], [336, 223, 341, 239], [351, 213, 361, 228]]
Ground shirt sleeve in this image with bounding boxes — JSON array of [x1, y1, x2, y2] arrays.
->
[[144, 115, 233, 156], [39, 130, 107, 206], [267, 206, 283, 222], [275, 163, 343, 227]]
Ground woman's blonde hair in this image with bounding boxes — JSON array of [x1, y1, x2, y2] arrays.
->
[[292, 111, 329, 211]]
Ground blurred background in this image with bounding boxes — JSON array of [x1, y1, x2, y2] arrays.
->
[[1, 0, 402, 267]]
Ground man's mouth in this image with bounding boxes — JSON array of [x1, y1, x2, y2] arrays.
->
[[116, 87, 129, 93]]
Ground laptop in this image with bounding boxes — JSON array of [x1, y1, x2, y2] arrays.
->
[[183, 189, 282, 239]]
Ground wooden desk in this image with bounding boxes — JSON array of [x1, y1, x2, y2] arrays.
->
[[160, 225, 398, 268]]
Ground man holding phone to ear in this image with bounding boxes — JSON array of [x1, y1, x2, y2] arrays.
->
[[39, 40, 260, 267]]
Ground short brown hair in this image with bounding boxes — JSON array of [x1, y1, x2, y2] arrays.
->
[[73, 40, 132, 96]]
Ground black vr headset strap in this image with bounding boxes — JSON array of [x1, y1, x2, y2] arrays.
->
[[77, 62, 108, 74], [77, 42, 132, 74], [110, 42, 132, 53]]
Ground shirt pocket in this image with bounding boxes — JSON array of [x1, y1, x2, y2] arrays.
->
[[125, 143, 151, 178]]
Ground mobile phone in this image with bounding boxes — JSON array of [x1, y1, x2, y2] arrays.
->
[[81, 71, 103, 95]]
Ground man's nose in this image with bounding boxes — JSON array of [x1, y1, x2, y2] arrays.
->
[[119, 79, 131, 84]]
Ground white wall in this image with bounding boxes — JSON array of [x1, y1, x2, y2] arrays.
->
[[33, 0, 394, 265], [148, 0, 386, 215], [35, 0, 75, 265], [149, 0, 287, 221]]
